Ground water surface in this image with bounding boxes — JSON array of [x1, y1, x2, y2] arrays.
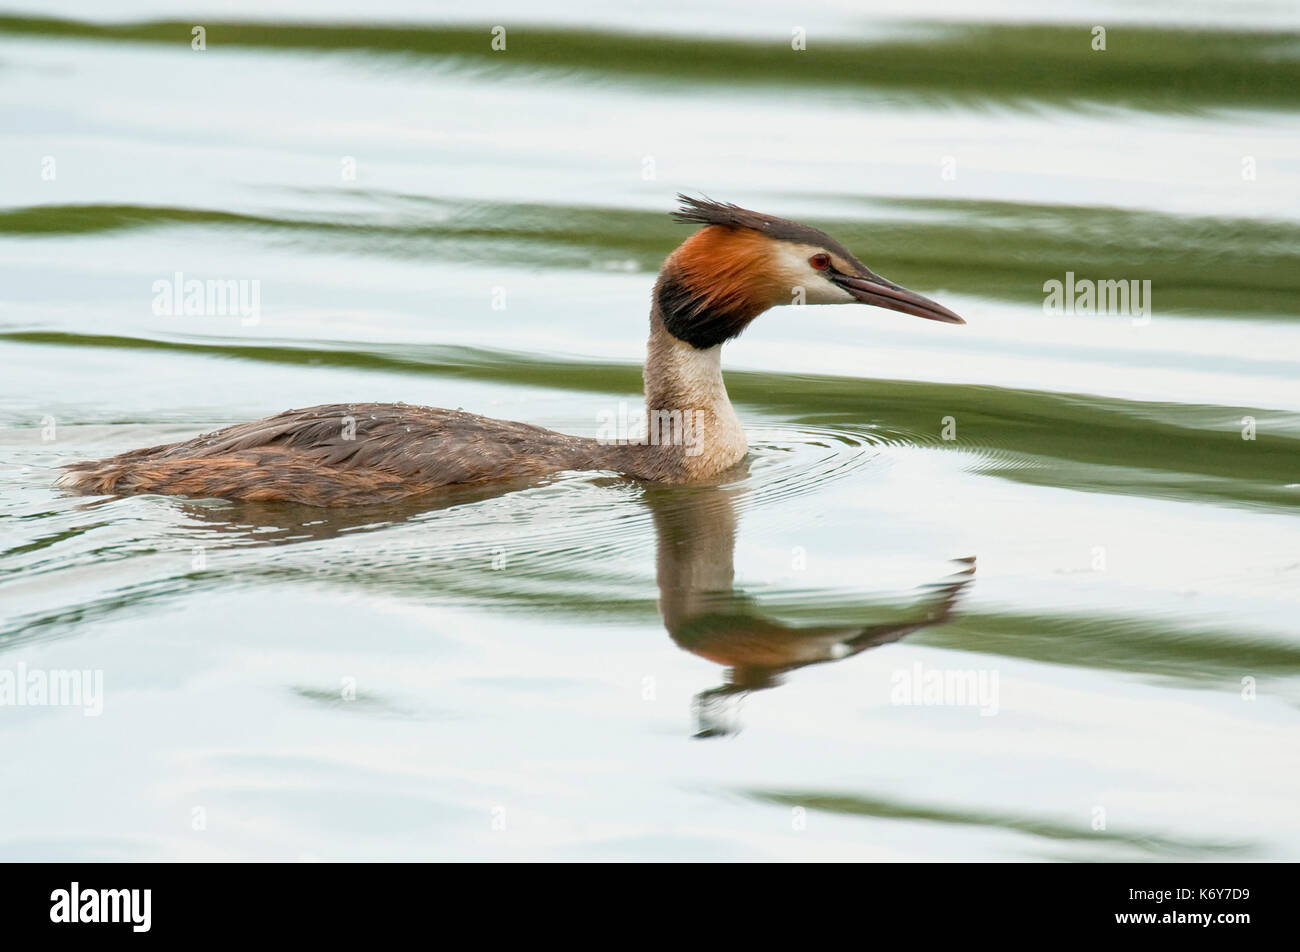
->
[[1, 2, 1298, 860]]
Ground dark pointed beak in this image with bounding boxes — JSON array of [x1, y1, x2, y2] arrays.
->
[[831, 271, 965, 324]]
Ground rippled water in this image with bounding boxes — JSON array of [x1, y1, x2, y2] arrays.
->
[[1, 2, 1298, 860]]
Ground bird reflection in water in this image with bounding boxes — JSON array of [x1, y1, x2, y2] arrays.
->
[[647, 483, 975, 738]]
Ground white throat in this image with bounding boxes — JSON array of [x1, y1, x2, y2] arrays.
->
[[644, 317, 748, 478]]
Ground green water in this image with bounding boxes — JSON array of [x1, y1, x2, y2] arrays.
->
[[1, 3, 1298, 860]]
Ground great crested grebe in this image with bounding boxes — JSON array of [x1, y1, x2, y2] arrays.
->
[[57, 196, 964, 506]]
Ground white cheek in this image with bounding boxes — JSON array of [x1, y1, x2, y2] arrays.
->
[[769, 244, 855, 305], [801, 280, 855, 305]]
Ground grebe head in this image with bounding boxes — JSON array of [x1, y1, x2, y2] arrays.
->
[[656, 194, 964, 349]]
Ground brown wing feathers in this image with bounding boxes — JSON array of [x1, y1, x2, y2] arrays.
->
[[56, 403, 613, 505]]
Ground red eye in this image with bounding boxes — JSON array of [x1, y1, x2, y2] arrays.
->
[[809, 253, 831, 270]]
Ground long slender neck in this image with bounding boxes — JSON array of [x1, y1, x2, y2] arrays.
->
[[641, 300, 748, 480]]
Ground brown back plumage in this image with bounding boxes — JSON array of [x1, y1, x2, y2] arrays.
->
[[56, 404, 687, 505]]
